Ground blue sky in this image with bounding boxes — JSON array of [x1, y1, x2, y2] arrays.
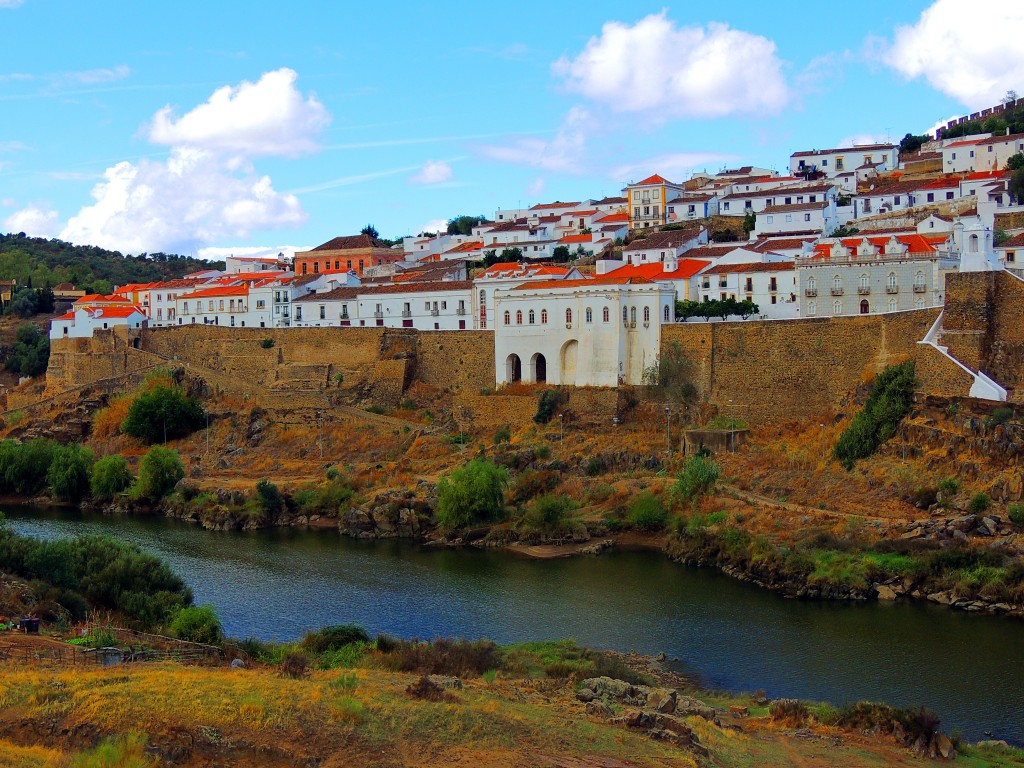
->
[[1, 0, 1022, 260]]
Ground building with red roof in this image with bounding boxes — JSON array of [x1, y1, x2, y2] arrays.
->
[[50, 304, 148, 341]]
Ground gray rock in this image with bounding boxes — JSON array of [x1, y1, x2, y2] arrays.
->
[[427, 674, 462, 690], [230, 658, 246, 669]]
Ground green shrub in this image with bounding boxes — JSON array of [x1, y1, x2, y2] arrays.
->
[[938, 477, 961, 496], [69, 732, 152, 768], [255, 479, 282, 515], [833, 361, 915, 469], [5, 323, 50, 377], [435, 458, 508, 531], [585, 457, 605, 477], [535, 444, 551, 460], [1009, 504, 1024, 527], [626, 492, 668, 531], [170, 604, 223, 645], [969, 492, 991, 514], [260, 338, 275, 349], [293, 473, 354, 516], [0, 438, 57, 495], [493, 425, 512, 444], [135, 446, 184, 499], [90, 454, 134, 499], [121, 386, 206, 444], [300, 624, 370, 654], [534, 389, 566, 424], [510, 469, 559, 504], [986, 407, 1014, 429], [521, 494, 578, 534], [46, 444, 94, 501], [672, 455, 721, 510]]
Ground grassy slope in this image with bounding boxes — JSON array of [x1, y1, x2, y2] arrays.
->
[[4, 660, 1015, 768]]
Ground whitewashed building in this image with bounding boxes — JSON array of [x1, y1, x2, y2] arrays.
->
[[790, 144, 898, 178], [493, 276, 674, 387], [50, 305, 148, 340], [753, 201, 837, 237], [622, 227, 707, 266], [695, 253, 798, 320]]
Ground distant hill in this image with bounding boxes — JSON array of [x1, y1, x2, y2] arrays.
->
[[0, 233, 224, 295]]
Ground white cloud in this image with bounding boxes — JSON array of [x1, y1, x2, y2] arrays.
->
[[60, 65, 131, 86], [553, 12, 788, 119], [148, 68, 330, 157], [477, 107, 588, 173], [0, 140, 30, 152], [197, 244, 307, 262], [837, 133, 889, 149], [60, 148, 305, 254], [5, 205, 58, 237], [417, 218, 449, 235], [0, 1, 25, 8], [409, 160, 453, 185], [525, 177, 546, 197], [610, 152, 740, 182], [883, 0, 1024, 108]]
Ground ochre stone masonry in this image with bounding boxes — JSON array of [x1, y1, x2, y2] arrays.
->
[[42, 271, 1024, 427], [662, 309, 939, 424]]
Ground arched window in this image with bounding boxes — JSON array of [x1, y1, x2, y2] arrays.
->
[[516, 310, 523, 325], [663, 305, 670, 322], [622, 306, 628, 323], [586, 307, 593, 323], [969, 233, 979, 253], [479, 289, 486, 303], [916, 298, 925, 309], [630, 306, 637, 324], [602, 307, 609, 322], [808, 301, 816, 316], [833, 300, 842, 314], [541, 309, 548, 324], [860, 299, 870, 314], [915, 270, 925, 288], [566, 308, 573, 324], [504, 310, 510, 325], [888, 272, 897, 289], [833, 275, 842, 290], [888, 298, 897, 312], [643, 306, 650, 323], [859, 273, 869, 289], [528, 309, 535, 324], [807, 276, 816, 291]]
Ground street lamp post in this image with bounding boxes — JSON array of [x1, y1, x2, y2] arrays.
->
[[665, 405, 671, 455]]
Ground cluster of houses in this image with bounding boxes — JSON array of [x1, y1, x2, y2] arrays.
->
[[51, 128, 1024, 389]]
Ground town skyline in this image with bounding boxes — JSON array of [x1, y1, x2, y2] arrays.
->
[[1, 0, 1022, 261]]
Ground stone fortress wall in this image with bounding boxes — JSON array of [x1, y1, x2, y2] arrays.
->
[[40, 270, 1024, 426]]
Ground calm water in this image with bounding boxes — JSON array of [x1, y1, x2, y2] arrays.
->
[[5, 505, 1024, 744]]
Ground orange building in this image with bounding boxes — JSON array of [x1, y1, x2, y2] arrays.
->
[[292, 234, 402, 277]]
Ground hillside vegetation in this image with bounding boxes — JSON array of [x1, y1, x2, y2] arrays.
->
[[0, 233, 222, 296]]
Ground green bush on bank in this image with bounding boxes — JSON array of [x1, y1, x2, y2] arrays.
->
[[834, 361, 915, 469], [46, 444, 94, 501], [170, 604, 223, 645], [134, 446, 185, 500], [90, 454, 134, 499], [121, 385, 206, 444], [0, 525, 192, 625], [436, 458, 508, 532]]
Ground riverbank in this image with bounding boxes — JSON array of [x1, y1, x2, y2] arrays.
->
[[4, 631, 1015, 767]]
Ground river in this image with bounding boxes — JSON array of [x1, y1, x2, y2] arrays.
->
[[5, 505, 1023, 744]]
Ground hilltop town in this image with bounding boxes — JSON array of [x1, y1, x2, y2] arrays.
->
[[33, 97, 1024, 404]]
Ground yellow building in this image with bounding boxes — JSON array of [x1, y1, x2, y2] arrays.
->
[[623, 174, 685, 232]]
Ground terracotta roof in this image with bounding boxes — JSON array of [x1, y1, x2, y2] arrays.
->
[[310, 234, 389, 251], [442, 241, 483, 255], [596, 212, 629, 223], [54, 311, 75, 320], [605, 259, 711, 280], [761, 202, 828, 214], [682, 245, 742, 260], [859, 179, 924, 196], [998, 233, 1024, 249], [512, 276, 655, 291], [89, 306, 146, 319], [560, 234, 593, 244], [294, 287, 361, 302], [966, 170, 1010, 180], [623, 228, 704, 252], [634, 174, 672, 186], [920, 176, 961, 189], [812, 234, 939, 258], [357, 280, 473, 296], [668, 193, 715, 203], [704, 261, 795, 275], [178, 285, 250, 300], [792, 143, 896, 157], [529, 201, 580, 211], [52, 282, 78, 291], [719, 183, 833, 202], [751, 237, 815, 252], [594, 196, 627, 205], [75, 294, 129, 304]]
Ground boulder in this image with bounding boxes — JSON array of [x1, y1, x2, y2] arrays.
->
[[585, 700, 613, 717], [427, 675, 462, 690], [645, 688, 677, 714], [875, 584, 898, 601]]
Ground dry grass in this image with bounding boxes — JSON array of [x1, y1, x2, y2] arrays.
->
[[92, 396, 134, 439], [0, 738, 65, 768]]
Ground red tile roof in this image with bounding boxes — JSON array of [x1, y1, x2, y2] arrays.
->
[[623, 228, 704, 252], [75, 294, 129, 304], [605, 259, 711, 280], [704, 261, 795, 275], [634, 174, 671, 186], [309, 234, 390, 251], [512, 276, 654, 290], [89, 306, 147, 319], [178, 285, 250, 299], [791, 143, 896, 157], [596, 212, 629, 223], [560, 234, 593, 244], [529, 201, 580, 210], [998, 233, 1024, 249], [761, 202, 827, 214], [442, 241, 483, 254], [812, 234, 939, 258]]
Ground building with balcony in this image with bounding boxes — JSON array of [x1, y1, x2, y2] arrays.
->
[[623, 174, 686, 231], [790, 143, 898, 179], [796, 234, 958, 318]]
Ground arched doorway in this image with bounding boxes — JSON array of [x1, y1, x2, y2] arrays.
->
[[560, 341, 578, 385], [860, 300, 869, 314], [506, 354, 522, 382], [532, 353, 547, 383]]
